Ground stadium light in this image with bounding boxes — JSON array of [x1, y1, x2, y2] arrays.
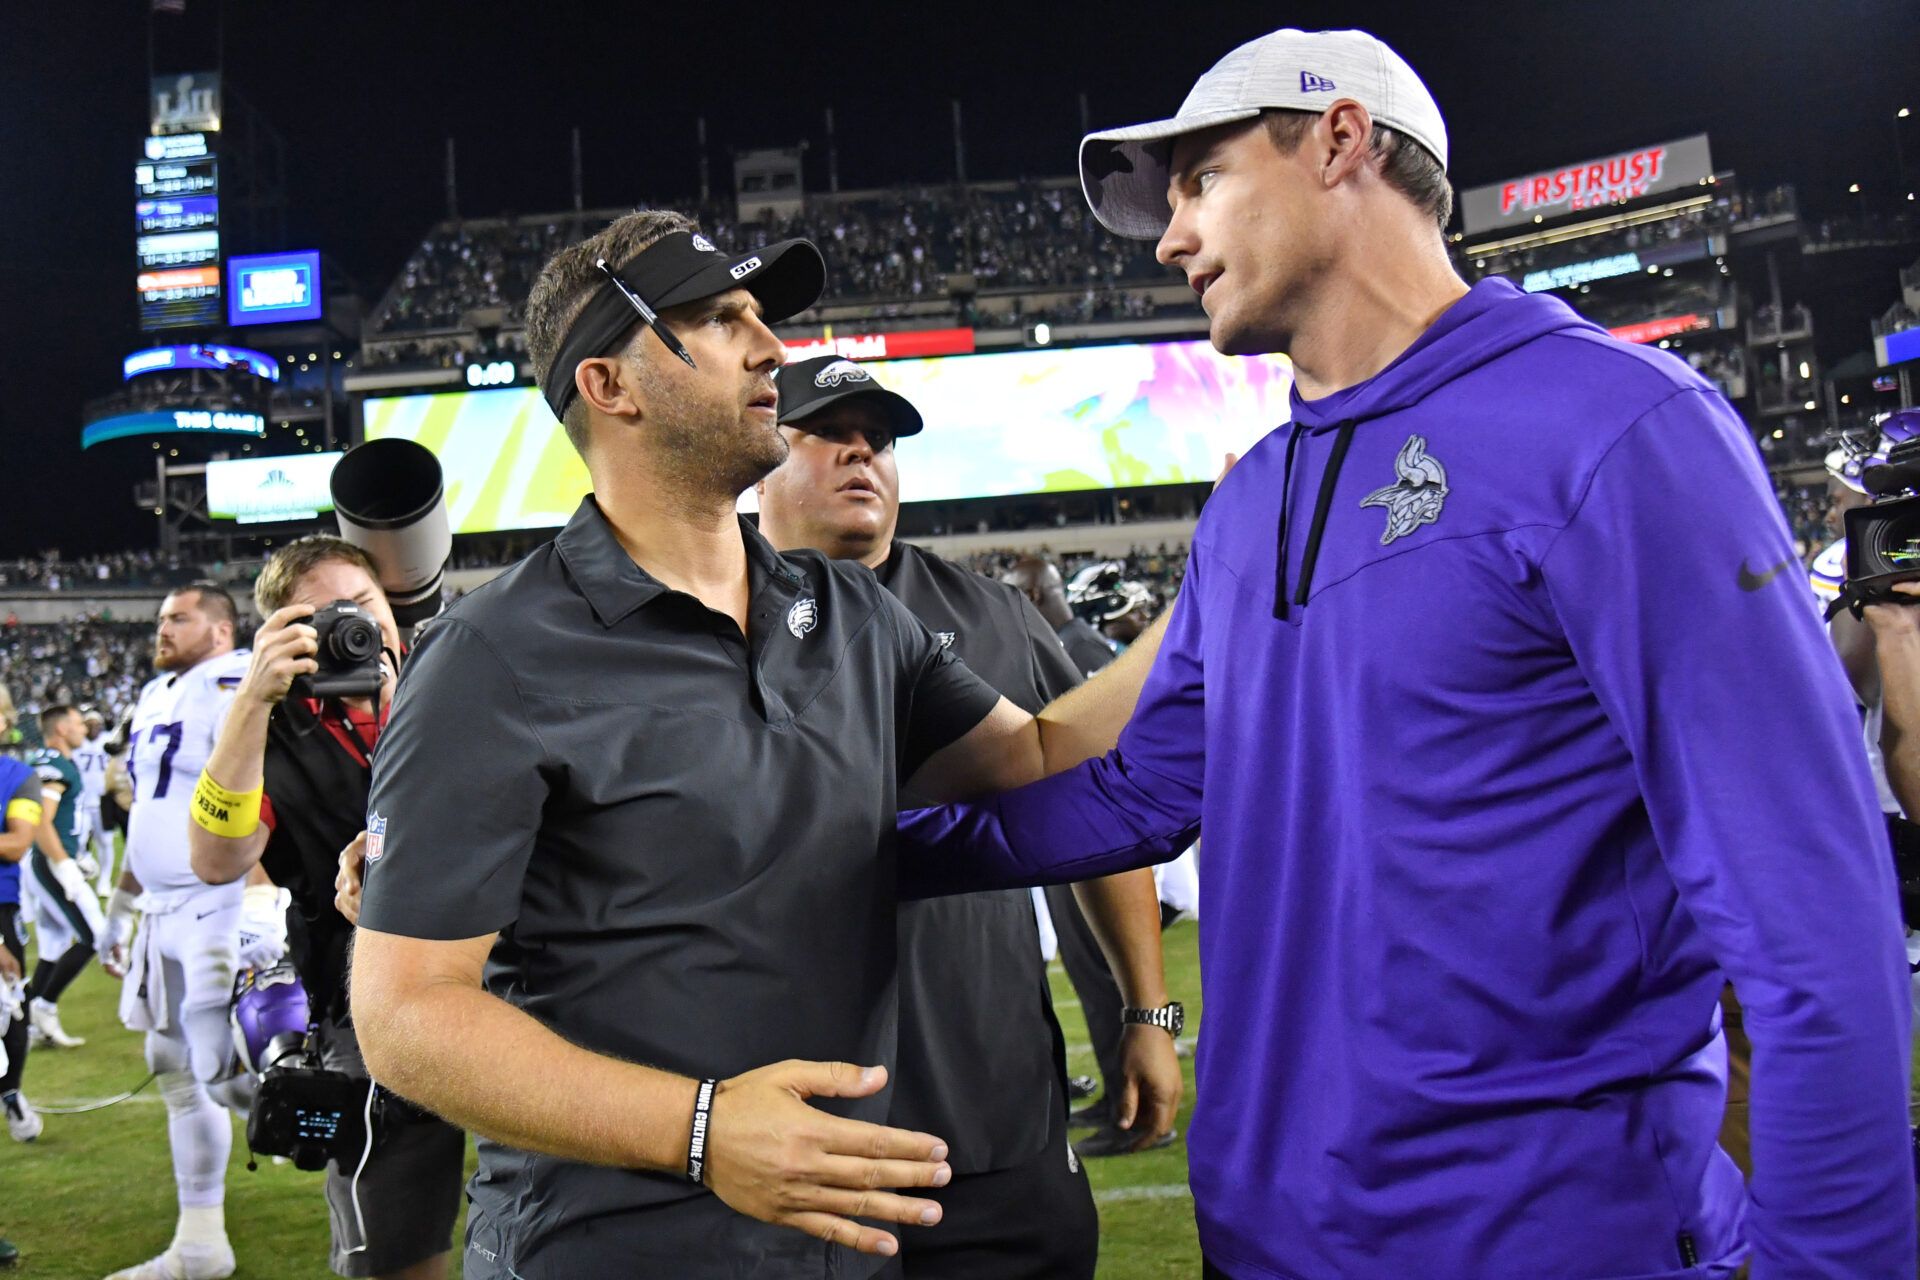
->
[[1843, 395, 1852, 405], [1772, 429, 1784, 439], [1798, 361, 1811, 379], [1901, 108, 1912, 119], [1849, 183, 1862, 193], [1804, 400, 1818, 410]]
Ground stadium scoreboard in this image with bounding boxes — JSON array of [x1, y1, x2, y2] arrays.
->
[[135, 130, 221, 330], [228, 251, 323, 326]]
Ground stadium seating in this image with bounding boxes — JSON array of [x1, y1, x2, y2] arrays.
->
[[364, 182, 1172, 350]]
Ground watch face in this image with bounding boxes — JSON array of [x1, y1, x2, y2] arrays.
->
[[1168, 1003, 1185, 1037]]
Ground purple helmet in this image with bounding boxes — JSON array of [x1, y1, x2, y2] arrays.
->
[[1828, 409, 1920, 493], [230, 962, 310, 1076]]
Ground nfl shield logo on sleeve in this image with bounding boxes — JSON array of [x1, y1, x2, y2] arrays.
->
[[365, 812, 387, 864]]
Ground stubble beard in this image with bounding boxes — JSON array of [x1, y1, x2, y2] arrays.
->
[[646, 371, 789, 505]]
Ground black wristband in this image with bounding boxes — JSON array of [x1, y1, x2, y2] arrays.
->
[[686, 1078, 718, 1184]]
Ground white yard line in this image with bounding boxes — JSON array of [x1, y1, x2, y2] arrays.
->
[[1093, 1183, 1193, 1203]]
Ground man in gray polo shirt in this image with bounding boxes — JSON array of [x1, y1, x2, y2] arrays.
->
[[351, 212, 1166, 1279]]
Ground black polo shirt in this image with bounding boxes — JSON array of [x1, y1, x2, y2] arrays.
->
[[880, 543, 1084, 1176], [1056, 617, 1118, 678], [359, 497, 1002, 1280]]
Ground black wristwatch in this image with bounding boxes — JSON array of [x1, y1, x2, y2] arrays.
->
[[1121, 1001, 1184, 1038]]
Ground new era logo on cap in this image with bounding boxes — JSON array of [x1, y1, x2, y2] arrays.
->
[[691, 234, 720, 253], [1078, 27, 1450, 239]]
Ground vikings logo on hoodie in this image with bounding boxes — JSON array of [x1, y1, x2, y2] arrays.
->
[[1359, 435, 1450, 545]]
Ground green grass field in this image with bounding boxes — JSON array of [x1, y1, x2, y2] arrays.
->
[[1, 921, 1205, 1279]]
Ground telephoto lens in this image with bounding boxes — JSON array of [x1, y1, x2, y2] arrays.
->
[[330, 438, 452, 629]]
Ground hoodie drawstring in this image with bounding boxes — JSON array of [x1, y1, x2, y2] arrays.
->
[[1273, 419, 1358, 620], [1272, 424, 1305, 621]]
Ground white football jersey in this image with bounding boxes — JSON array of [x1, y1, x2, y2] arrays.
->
[[72, 738, 111, 806], [125, 649, 252, 894], [1810, 538, 1844, 604]]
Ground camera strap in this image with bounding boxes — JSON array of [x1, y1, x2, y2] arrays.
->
[[309, 698, 385, 770]]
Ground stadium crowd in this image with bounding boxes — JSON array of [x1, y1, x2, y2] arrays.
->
[[368, 183, 1169, 342], [0, 553, 202, 593], [0, 618, 178, 742], [1462, 199, 1728, 279]]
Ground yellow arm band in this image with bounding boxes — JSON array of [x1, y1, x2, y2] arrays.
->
[[192, 771, 263, 840], [6, 798, 42, 826]]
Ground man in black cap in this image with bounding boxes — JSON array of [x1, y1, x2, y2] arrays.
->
[[756, 354, 1182, 1277], [349, 211, 1165, 1279]]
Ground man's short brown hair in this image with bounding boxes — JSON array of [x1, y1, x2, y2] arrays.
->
[[523, 208, 702, 456], [170, 580, 239, 627], [1264, 109, 1454, 232], [253, 535, 379, 618]]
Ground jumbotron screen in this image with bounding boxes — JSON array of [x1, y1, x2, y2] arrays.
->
[[206, 451, 343, 524], [362, 338, 1291, 535]]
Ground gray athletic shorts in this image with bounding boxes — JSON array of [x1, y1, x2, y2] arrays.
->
[[320, 1018, 468, 1278]]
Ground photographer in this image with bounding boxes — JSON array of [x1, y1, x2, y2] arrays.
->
[[1821, 412, 1920, 953], [188, 536, 463, 1280], [1863, 574, 1920, 794]]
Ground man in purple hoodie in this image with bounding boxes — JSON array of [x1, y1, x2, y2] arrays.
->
[[899, 27, 1916, 1280]]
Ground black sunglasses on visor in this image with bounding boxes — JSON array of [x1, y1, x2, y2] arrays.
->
[[540, 231, 826, 421]]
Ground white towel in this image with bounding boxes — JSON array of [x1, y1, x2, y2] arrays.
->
[[117, 889, 195, 1034]]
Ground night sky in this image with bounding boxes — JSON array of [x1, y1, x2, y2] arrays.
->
[[3, 0, 1917, 556]]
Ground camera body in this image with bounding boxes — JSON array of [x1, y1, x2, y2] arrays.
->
[[295, 599, 385, 700], [1844, 436, 1920, 606], [246, 1031, 374, 1172]]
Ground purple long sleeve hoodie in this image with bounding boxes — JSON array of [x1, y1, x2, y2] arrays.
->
[[900, 278, 1915, 1279]]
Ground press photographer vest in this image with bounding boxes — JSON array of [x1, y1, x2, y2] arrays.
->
[[261, 696, 380, 1024]]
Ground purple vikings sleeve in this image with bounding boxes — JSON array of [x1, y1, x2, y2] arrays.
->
[[1540, 388, 1916, 1277], [897, 556, 1208, 898]]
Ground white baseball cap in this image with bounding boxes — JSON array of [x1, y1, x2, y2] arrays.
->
[[1079, 28, 1450, 239]]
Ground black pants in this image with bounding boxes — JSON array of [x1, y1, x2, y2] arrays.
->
[[0, 904, 26, 1095], [897, 1079, 1098, 1279], [1045, 883, 1126, 1108], [25, 851, 94, 1005]]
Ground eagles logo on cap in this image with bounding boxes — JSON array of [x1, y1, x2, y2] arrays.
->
[[775, 353, 925, 438], [813, 359, 873, 389]]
